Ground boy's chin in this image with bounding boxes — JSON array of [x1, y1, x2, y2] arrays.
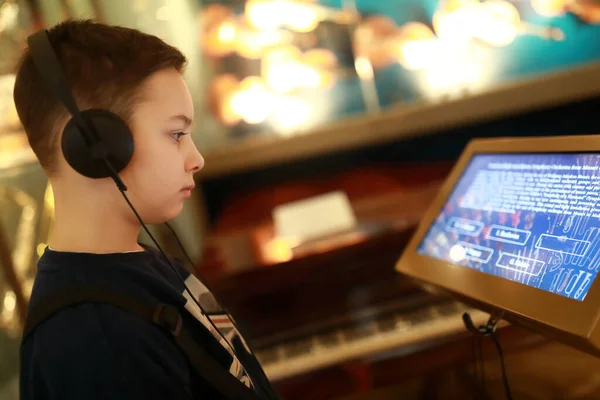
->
[[142, 204, 185, 225]]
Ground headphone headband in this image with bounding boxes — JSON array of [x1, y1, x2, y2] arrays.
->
[[27, 30, 102, 147], [26, 29, 131, 190]]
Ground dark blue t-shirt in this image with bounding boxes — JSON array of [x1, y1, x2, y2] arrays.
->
[[20, 246, 276, 400]]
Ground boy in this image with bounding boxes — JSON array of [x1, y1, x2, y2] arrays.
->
[[14, 19, 278, 400]]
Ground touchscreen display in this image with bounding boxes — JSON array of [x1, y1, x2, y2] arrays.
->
[[417, 153, 600, 301]]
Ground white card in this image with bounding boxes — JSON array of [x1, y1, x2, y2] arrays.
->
[[273, 191, 357, 243]]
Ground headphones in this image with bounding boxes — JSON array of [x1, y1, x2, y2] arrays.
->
[[27, 29, 133, 191], [27, 29, 278, 399]]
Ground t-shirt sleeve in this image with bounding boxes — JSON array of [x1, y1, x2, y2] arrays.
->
[[20, 303, 195, 400]]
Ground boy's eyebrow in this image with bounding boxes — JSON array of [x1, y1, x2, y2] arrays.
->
[[169, 114, 193, 127]]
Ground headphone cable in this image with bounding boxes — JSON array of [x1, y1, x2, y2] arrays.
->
[[163, 221, 278, 399], [117, 189, 276, 399]]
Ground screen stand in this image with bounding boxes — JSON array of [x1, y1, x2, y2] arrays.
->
[[462, 312, 501, 336], [462, 312, 513, 400]]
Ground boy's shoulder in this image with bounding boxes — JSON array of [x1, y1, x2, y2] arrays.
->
[[24, 296, 185, 359], [23, 247, 191, 360], [20, 299, 195, 399], [21, 289, 192, 392]]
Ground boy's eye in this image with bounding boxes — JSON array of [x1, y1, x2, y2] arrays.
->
[[171, 132, 187, 141]]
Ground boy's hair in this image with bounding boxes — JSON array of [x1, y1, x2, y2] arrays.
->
[[13, 19, 187, 175]]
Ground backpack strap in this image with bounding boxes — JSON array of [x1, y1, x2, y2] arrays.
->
[[23, 285, 263, 400]]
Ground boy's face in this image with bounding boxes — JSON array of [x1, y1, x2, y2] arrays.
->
[[118, 67, 204, 224]]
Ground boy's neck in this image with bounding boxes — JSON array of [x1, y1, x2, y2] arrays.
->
[[49, 199, 144, 254], [49, 224, 144, 254]]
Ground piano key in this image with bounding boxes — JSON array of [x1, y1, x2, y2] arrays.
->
[[256, 347, 280, 365], [284, 338, 314, 357], [375, 315, 399, 333], [393, 318, 412, 332], [435, 301, 461, 317], [404, 307, 435, 324], [343, 323, 376, 342], [316, 330, 342, 348]]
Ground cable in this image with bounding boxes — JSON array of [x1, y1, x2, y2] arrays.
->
[[471, 335, 481, 385], [118, 190, 201, 312], [118, 190, 276, 399], [478, 335, 486, 393], [491, 332, 513, 400], [463, 312, 512, 400], [164, 221, 278, 398]]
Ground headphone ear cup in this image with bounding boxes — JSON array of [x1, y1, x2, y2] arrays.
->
[[61, 109, 134, 179]]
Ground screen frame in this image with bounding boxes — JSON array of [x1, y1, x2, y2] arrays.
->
[[396, 135, 600, 339]]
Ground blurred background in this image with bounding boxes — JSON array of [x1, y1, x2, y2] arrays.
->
[[3, 0, 600, 399]]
